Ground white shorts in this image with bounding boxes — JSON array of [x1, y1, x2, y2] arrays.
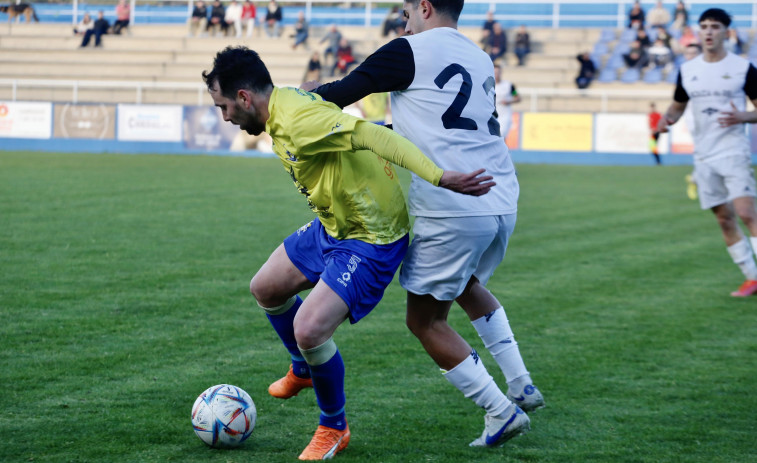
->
[[695, 155, 757, 210], [399, 214, 516, 301]]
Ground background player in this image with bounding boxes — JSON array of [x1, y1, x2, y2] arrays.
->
[[658, 8, 757, 297], [202, 46, 493, 460], [494, 63, 521, 142], [648, 102, 662, 165], [309, 0, 543, 447]]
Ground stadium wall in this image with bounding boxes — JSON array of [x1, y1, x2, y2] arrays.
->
[[6, 99, 748, 166]]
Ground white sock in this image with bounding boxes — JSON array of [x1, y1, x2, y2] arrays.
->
[[442, 351, 511, 419], [471, 307, 529, 384], [749, 237, 757, 271], [727, 239, 757, 280]]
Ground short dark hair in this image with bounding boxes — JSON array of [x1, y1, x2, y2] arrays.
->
[[405, 0, 465, 22], [686, 43, 702, 52], [201, 46, 273, 99], [698, 8, 731, 28]]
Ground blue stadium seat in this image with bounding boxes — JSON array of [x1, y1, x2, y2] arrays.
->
[[620, 68, 640, 83], [599, 28, 616, 42], [605, 53, 625, 70], [614, 42, 631, 55], [643, 68, 662, 84], [619, 28, 637, 43], [666, 68, 679, 83], [739, 30, 749, 45], [590, 53, 603, 69], [593, 41, 610, 55], [598, 68, 617, 83]]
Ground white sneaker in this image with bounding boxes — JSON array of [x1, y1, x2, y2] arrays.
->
[[469, 405, 530, 447], [507, 383, 545, 413]]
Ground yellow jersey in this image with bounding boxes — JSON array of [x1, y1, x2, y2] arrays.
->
[[265, 87, 439, 244]]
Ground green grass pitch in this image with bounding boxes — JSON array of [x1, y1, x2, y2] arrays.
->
[[1, 151, 756, 463]]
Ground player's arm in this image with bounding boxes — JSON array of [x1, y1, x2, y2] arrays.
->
[[311, 38, 415, 109], [658, 72, 689, 133], [718, 64, 757, 127], [351, 120, 495, 196]]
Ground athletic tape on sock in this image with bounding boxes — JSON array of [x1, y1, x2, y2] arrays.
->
[[300, 337, 338, 366], [257, 295, 297, 315]]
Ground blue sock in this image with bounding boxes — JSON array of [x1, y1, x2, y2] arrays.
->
[[309, 349, 346, 430], [266, 295, 310, 379]]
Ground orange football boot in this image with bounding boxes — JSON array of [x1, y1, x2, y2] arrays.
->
[[268, 364, 313, 399], [298, 424, 350, 460]]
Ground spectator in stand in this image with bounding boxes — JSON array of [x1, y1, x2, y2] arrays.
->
[[628, 1, 645, 30], [320, 24, 342, 68], [381, 5, 404, 37], [333, 37, 356, 76], [74, 12, 93, 36], [264, 0, 283, 38], [671, 11, 687, 32], [207, 0, 226, 36], [725, 28, 743, 55], [655, 26, 673, 50], [513, 25, 530, 66], [678, 25, 699, 49], [241, 0, 256, 37], [482, 9, 496, 35], [303, 51, 321, 83], [80, 10, 109, 48], [188, 1, 208, 37], [224, 0, 243, 37], [480, 10, 496, 53], [636, 28, 651, 49], [647, 0, 671, 29], [647, 38, 673, 70], [488, 22, 507, 62], [623, 39, 649, 69], [575, 52, 596, 89], [112, 0, 130, 35], [673, 1, 689, 26], [291, 10, 309, 50]]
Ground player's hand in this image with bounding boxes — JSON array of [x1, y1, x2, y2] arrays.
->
[[657, 117, 670, 134], [439, 169, 495, 196], [300, 80, 321, 92], [718, 101, 743, 127]]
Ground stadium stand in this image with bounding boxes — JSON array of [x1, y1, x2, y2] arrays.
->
[[0, 21, 688, 112]]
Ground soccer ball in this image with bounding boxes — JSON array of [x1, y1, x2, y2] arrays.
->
[[191, 384, 256, 448]]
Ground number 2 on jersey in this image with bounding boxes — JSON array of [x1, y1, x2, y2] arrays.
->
[[434, 64, 500, 136]]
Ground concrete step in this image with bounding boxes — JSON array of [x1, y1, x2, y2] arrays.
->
[[0, 62, 166, 78], [0, 49, 174, 64]]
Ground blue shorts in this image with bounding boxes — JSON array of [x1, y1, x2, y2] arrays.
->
[[283, 220, 409, 324]]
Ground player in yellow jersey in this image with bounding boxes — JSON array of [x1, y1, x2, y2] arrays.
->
[[202, 46, 494, 460]]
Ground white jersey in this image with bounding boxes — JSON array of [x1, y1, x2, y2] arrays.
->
[[495, 79, 516, 121], [390, 27, 519, 218], [676, 52, 757, 163]]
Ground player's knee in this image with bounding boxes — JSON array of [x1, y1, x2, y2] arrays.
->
[[715, 211, 737, 231], [735, 208, 757, 226], [405, 313, 437, 340], [293, 321, 324, 350], [250, 275, 278, 308]]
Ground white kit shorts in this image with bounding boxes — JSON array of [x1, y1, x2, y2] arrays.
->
[[399, 214, 516, 301]]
